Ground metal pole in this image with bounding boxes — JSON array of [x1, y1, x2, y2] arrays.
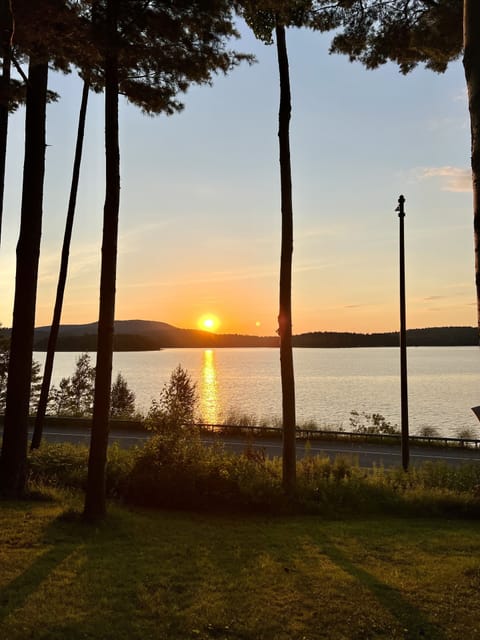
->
[[396, 194, 409, 471]]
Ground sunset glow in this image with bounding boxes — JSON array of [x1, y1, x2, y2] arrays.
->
[[0, 29, 473, 337], [198, 314, 219, 332]]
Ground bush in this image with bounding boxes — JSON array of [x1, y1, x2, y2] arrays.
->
[[418, 425, 440, 437], [25, 436, 480, 518], [349, 410, 399, 435], [124, 431, 284, 511], [27, 442, 135, 497]]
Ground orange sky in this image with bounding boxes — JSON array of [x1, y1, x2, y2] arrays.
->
[[0, 28, 476, 337]]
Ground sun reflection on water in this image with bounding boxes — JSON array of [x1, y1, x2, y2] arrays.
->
[[199, 349, 219, 424]]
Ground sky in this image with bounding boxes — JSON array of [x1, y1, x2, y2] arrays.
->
[[0, 21, 474, 337]]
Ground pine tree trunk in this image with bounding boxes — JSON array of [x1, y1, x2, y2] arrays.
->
[[31, 80, 89, 450], [463, 0, 480, 341], [0, 44, 10, 249], [275, 23, 296, 495], [0, 60, 48, 497], [84, 0, 119, 521], [0, 0, 13, 249]]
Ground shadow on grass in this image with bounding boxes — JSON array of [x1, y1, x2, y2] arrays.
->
[[0, 513, 80, 625], [321, 537, 445, 640]]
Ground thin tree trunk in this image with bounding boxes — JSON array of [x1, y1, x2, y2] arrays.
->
[[0, 46, 10, 249], [275, 23, 296, 495], [31, 79, 89, 450], [0, 60, 48, 497], [84, 0, 119, 521], [0, 0, 14, 250], [463, 0, 480, 341]]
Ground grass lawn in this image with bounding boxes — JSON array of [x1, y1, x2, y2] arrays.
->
[[1, 496, 479, 640]]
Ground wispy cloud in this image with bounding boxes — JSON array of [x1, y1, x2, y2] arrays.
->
[[419, 166, 471, 193], [122, 264, 279, 289], [426, 116, 467, 132], [453, 87, 467, 103]]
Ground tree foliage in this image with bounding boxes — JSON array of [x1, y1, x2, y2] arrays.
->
[[46, 353, 136, 418], [73, 0, 252, 113], [146, 365, 197, 433], [110, 372, 136, 418], [324, 0, 462, 74], [48, 353, 95, 417]]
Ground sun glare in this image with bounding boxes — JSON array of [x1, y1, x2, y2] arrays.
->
[[198, 314, 219, 332]]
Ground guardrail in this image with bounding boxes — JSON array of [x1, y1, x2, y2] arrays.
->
[[192, 423, 480, 449], [1, 415, 478, 449]]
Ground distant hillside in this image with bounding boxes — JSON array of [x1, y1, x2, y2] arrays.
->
[[33, 320, 278, 350], [8, 322, 475, 351], [292, 326, 478, 348]]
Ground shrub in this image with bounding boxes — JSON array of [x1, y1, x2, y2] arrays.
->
[[27, 442, 135, 497], [456, 427, 476, 440], [28, 442, 89, 489], [418, 425, 440, 437], [124, 429, 284, 512], [349, 410, 399, 435]]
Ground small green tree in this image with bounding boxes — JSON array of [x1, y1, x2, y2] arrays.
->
[[110, 372, 136, 418], [146, 365, 197, 434], [48, 353, 95, 417], [70, 353, 96, 415]]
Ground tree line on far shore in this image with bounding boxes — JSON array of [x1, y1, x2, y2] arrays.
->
[[1, 324, 475, 351]]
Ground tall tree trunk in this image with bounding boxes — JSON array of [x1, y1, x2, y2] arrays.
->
[[84, 0, 119, 521], [275, 23, 296, 494], [0, 60, 48, 497], [31, 79, 89, 450], [0, 0, 13, 250], [463, 0, 480, 341]]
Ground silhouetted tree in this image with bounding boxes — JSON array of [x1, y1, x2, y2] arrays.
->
[[0, 0, 14, 251], [0, 0, 86, 497], [84, 0, 249, 520], [0, 58, 48, 497], [237, 1, 341, 494], [83, 0, 119, 520], [463, 0, 480, 336], [31, 79, 90, 449]]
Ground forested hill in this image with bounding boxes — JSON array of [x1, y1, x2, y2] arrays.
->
[[292, 326, 478, 348], [1, 322, 475, 351], [31, 320, 278, 350]]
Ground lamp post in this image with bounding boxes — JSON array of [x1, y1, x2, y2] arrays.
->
[[396, 194, 409, 471]]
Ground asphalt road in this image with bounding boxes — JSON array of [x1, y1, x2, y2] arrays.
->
[[31, 426, 480, 469]]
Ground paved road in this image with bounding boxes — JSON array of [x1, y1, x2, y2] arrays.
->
[[32, 426, 480, 469]]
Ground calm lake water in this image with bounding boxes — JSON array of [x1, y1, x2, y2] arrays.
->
[[34, 347, 480, 438]]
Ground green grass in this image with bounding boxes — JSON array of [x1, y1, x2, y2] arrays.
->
[[1, 494, 480, 639]]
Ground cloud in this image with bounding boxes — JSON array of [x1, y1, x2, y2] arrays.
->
[[423, 295, 446, 301], [420, 166, 471, 193], [453, 88, 467, 103]]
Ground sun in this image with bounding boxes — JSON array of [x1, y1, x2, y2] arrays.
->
[[198, 314, 220, 332]]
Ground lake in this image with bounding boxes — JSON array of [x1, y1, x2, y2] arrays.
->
[[34, 347, 480, 438]]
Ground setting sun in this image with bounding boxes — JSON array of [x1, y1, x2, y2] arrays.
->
[[198, 314, 220, 332]]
